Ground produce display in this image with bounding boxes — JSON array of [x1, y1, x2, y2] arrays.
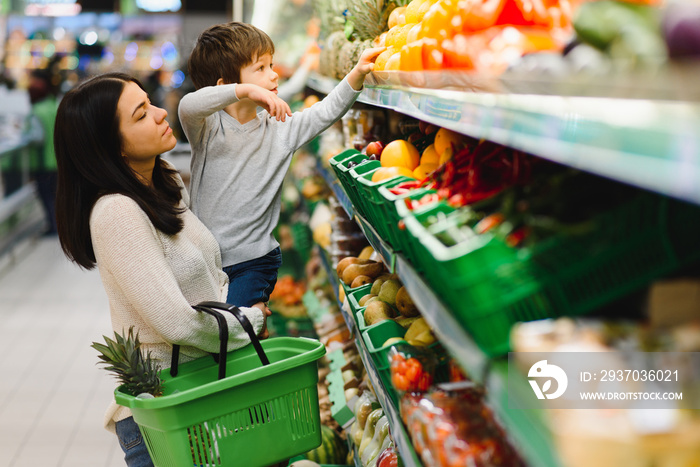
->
[[400, 383, 525, 467]]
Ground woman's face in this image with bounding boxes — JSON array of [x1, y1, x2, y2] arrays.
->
[[117, 81, 176, 176]]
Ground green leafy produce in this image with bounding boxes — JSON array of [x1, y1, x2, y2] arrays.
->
[[91, 326, 163, 397]]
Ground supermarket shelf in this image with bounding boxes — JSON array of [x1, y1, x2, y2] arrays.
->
[[317, 244, 355, 334], [486, 361, 564, 467], [317, 159, 355, 218], [354, 334, 424, 467], [308, 72, 700, 207], [318, 242, 423, 467]]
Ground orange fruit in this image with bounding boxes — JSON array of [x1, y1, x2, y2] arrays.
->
[[438, 146, 453, 165], [388, 6, 407, 29], [399, 41, 423, 71], [371, 166, 416, 182], [373, 31, 388, 48], [406, 23, 423, 45], [434, 127, 465, 155], [380, 139, 420, 170], [384, 52, 402, 71], [441, 34, 474, 69], [419, 0, 457, 41], [420, 144, 439, 165], [421, 37, 444, 69], [393, 23, 416, 50], [413, 163, 438, 180], [374, 46, 397, 70], [416, 0, 439, 22]]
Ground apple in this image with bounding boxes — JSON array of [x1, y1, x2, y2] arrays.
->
[[366, 141, 384, 157]]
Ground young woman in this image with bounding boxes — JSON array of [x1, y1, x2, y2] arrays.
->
[[54, 72, 270, 466]]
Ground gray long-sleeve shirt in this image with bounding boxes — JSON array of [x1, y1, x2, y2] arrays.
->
[[178, 77, 360, 267]]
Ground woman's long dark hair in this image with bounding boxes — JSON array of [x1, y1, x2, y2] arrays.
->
[[55, 72, 184, 269]]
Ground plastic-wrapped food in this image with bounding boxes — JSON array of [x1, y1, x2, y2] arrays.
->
[[351, 391, 380, 445], [389, 344, 437, 394], [401, 382, 525, 467], [358, 408, 385, 457], [360, 415, 390, 465], [375, 443, 399, 467]]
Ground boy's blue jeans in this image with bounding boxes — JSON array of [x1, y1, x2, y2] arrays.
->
[[115, 417, 154, 467], [223, 247, 282, 307]]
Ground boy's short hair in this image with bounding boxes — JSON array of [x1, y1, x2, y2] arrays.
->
[[188, 22, 275, 89]]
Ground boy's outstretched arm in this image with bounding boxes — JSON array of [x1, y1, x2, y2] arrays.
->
[[235, 83, 293, 122], [345, 47, 386, 91]]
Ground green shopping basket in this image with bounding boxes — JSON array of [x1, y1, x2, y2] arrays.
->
[[114, 302, 326, 467]]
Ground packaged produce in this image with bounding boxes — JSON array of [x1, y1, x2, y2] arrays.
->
[[401, 382, 525, 467], [358, 408, 386, 457], [360, 415, 390, 465], [389, 344, 437, 393]]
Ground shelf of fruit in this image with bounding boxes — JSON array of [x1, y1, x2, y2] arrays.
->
[[316, 161, 564, 467], [309, 70, 700, 207]]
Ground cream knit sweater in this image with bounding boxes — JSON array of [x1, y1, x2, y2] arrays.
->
[[90, 172, 264, 431]]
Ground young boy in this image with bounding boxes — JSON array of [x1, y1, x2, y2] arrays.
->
[[179, 22, 383, 308]]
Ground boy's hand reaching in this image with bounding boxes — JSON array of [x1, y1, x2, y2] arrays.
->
[[347, 46, 386, 91], [236, 83, 293, 122]]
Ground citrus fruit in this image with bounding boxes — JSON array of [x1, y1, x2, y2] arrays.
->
[[406, 23, 423, 45], [384, 52, 402, 71], [434, 127, 465, 155], [420, 144, 439, 165], [371, 166, 416, 182], [404, 0, 429, 23], [374, 46, 397, 70], [399, 41, 424, 71], [413, 163, 438, 179], [384, 25, 403, 48], [381, 139, 420, 170], [388, 6, 407, 29]]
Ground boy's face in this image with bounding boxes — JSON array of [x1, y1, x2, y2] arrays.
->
[[239, 53, 279, 94]]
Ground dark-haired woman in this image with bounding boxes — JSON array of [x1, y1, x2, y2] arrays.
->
[[54, 72, 270, 466]]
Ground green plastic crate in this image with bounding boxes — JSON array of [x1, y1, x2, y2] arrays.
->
[[361, 320, 406, 407], [404, 193, 700, 356], [396, 197, 454, 270], [346, 161, 381, 219], [347, 283, 373, 314], [356, 174, 415, 248], [115, 337, 326, 467], [376, 184, 433, 253], [329, 148, 362, 180]]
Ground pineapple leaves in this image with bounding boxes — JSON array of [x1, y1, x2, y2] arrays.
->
[[91, 326, 163, 397]]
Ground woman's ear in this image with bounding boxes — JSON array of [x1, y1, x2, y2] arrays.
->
[[216, 78, 226, 86]]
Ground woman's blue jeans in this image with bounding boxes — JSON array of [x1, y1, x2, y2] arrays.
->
[[115, 416, 154, 467]]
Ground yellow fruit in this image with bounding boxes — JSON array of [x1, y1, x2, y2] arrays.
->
[[417, 0, 440, 22], [394, 23, 417, 50], [420, 144, 439, 165], [438, 146, 453, 165], [374, 46, 397, 71], [413, 163, 438, 179], [384, 52, 402, 71], [406, 23, 423, 45], [384, 25, 403, 48], [380, 139, 420, 170], [388, 6, 406, 29], [404, 0, 429, 23], [371, 166, 416, 182], [373, 31, 388, 48], [434, 127, 465, 155]]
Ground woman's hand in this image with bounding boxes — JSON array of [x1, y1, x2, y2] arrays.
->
[[235, 83, 292, 122], [252, 302, 272, 339]]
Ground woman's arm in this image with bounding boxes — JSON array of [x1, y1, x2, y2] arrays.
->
[[90, 195, 264, 353]]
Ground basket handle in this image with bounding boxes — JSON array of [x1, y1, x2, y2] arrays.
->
[[195, 301, 270, 366], [170, 306, 228, 380]]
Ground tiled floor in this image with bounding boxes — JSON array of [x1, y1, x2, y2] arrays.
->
[[0, 237, 124, 466]]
